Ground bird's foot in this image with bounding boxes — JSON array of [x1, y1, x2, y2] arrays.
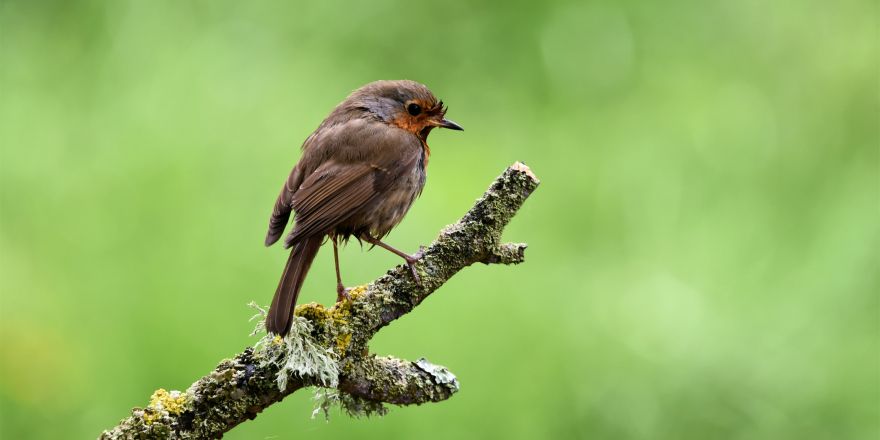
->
[[361, 235, 426, 286], [412, 245, 427, 260], [336, 283, 350, 302], [403, 251, 424, 285]]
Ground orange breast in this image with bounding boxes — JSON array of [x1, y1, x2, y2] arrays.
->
[[390, 115, 431, 168]]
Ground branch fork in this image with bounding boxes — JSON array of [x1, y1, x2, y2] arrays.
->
[[100, 162, 540, 439]]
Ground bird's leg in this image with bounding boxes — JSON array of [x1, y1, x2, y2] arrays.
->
[[332, 238, 349, 302], [361, 235, 422, 284]]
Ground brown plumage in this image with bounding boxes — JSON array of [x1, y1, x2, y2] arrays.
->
[[264, 80, 463, 336]]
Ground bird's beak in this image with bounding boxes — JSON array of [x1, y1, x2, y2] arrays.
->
[[439, 118, 464, 131]]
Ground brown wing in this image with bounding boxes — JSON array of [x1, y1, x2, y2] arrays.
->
[[271, 117, 423, 248], [283, 154, 421, 247], [265, 167, 301, 246], [264, 128, 326, 247], [282, 161, 378, 247]]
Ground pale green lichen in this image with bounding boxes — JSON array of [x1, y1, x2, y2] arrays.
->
[[292, 287, 368, 358], [248, 297, 390, 420], [250, 303, 340, 390], [311, 388, 388, 421], [247, 301, 268, 336], [415, 358, 460, 392]]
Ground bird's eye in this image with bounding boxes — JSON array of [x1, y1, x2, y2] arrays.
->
[[407, 103, 422, 116]]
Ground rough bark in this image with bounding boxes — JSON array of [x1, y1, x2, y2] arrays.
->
[[99, 162, 540, 439]]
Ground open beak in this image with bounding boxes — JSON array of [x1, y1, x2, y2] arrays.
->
[[439, 118, 464, 131]]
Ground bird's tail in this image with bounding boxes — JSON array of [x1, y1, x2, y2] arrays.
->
[[266, 236, 322, 336]]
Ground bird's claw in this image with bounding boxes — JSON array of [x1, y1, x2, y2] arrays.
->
[[413, 246, 427, 260], [404, 252, 423, 285], [336, 283, 350, 302], [406, 262, 421, 285]]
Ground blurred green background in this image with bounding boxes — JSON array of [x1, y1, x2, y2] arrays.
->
[[1, 0, 877, 438]]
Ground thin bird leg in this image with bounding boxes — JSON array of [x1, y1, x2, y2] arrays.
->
[[332, 238, 349, 302], [361, 235, 422, 284]]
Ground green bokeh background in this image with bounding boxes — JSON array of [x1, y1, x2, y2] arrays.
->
[[1, 1, 877, 438]]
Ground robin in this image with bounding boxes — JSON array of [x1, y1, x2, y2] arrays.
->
[[264, 80, 463, 336]]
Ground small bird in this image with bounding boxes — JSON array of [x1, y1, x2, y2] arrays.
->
[[264, 80, 463, 336]]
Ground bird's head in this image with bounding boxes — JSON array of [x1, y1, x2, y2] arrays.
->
[[347, 80, 463, 141]]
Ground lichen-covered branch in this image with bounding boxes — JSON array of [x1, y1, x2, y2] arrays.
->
[[339, 355, 459, 406], [99, 162, 540, 439]]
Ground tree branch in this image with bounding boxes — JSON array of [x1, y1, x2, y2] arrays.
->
[[99, 162, 540, 439], [339, 355, 459, 406]]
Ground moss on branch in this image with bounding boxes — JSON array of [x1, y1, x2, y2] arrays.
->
[[99, 162, 540, 439]]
